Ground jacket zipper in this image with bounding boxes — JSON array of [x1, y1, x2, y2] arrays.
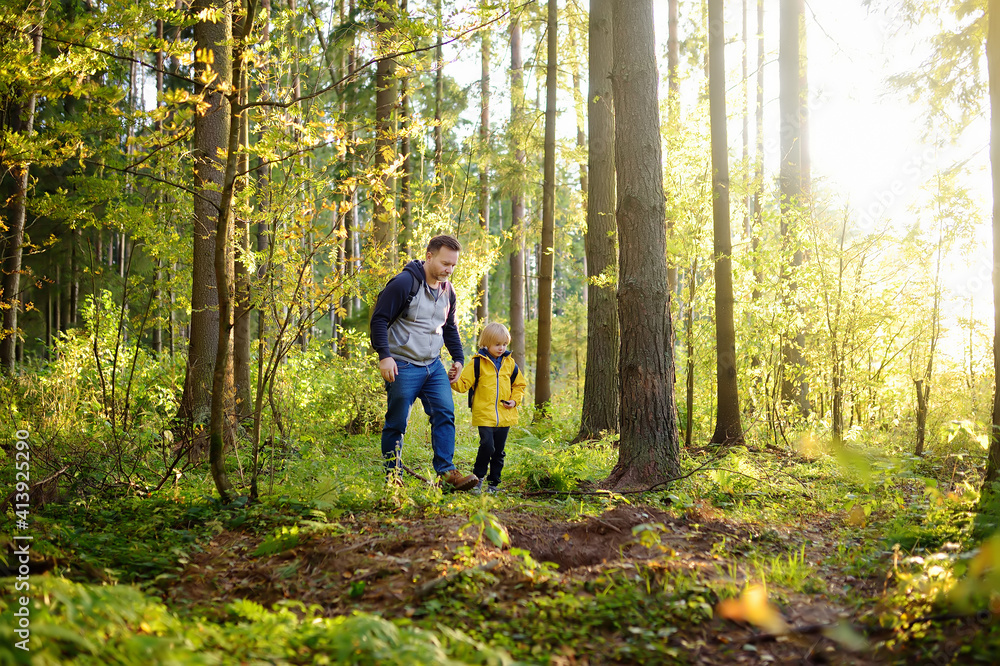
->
[[493, 358, 502, 426]]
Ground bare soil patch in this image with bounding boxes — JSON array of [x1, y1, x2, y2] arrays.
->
[[162, 503, 887, 664]]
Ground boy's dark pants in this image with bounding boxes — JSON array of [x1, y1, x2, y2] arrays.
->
[[474, 426, 509, 487]]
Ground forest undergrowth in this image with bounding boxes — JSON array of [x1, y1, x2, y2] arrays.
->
[[4, 399, 1000, 665]]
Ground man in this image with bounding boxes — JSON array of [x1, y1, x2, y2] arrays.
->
[[369, 235, 479, 491]]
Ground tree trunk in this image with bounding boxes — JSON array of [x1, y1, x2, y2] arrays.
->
[[742, 0, 750, 241], [779, 0, 808, 415], [685, 258, 697, 448], [534, 0, 557, 418], [666, 0, 679, 296], [509, 16, 526, 371], [914, 378, 928, 457], [708, 0, 743, 445], [606, 0, 681, 488], [152, 19, 165, 355], [988, 0, 1000, 489], [209, 0, 258, 502], [70, 226, 79, 326], [373, 0, 397, 260], [434, 0, 444, 201], [578, 0, 618, 441], [233, 56, 252, 421], [798, 0, 810, 203], [0, 10, 43, 375], [180, 0, 232, 437], [339, 0, 356, 332], [916, 188, 945, 456], [752, 0, 764, 302], [477, 25, 490, 322], [397, 0, 411, 258]]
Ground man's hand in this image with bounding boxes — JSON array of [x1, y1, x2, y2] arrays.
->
[[448, 361, 463, 382], [379, 357, 398, 383]]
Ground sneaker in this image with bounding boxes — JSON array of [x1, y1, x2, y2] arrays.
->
[[486, 484, 500, 495], [472, 478, 484, 494], [439, 469, 479, 492]]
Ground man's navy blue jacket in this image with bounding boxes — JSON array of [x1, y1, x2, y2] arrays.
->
[[369, 260, 465, 365]]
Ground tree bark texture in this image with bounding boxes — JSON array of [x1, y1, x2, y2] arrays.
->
[[434, 0, 444, 200], [579, 0, 619, 440], [685, 258, 696, 448], [233, 62, 252, 421], [989, 0, 1000, 488], [509, 16, 526, 371], [477, 26, 490, 323], [534, 0, 557, 417], [209, 0, 259, 502], [606, 0, 681, 488], [178, 1, 231, 431], [1, 10, 43, 374], [708, 0, 743, 445], [779, 0, 808, 415], [666, 0, 679, 297], [752, 0, 764, 304]]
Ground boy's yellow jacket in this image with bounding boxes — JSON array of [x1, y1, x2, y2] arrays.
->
[[451, 349, 527, 427]]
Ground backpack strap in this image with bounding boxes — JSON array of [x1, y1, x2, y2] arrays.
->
[[468, 356, 481, 409], [386, 272, 421, 330]]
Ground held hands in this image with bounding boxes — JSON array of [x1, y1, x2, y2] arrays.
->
[[448, 362, 463, 383], [379, 357, 398, 383]]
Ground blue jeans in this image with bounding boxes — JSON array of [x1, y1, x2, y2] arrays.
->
[[381, 359, 457, 475], [474, 426, 509, 487]]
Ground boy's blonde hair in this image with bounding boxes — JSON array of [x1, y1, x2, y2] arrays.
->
[[478, 322, 511, 349]]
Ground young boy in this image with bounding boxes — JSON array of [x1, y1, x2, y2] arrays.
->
[[450, 323, 527, 493]]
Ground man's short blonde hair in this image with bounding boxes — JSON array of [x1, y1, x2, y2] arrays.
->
[[478, 322, 511, 349]]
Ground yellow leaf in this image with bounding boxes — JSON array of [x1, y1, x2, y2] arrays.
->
[[716, 584, 789, 635], [845, 504, 866, 528], [969, 536, 1000, 578]]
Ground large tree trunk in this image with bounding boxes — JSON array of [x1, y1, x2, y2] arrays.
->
[[373, 0, 397, 260], [666, 0, 679, 296], [779, 0, 808, 416], [477, 25, 490, 322], [708, 0, 743, 445], [606, 0, 681, 489], [509, 16, 526, 370], [988, 0, 1000, 489], [210, 0, 258, 502], [534, 0, 557, 418], [180, 0, 233, 439], [578, 0, 618, 441], [0, 10, 43, 375]]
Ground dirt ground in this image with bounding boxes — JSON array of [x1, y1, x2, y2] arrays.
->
[[163, 502, 921, 664]]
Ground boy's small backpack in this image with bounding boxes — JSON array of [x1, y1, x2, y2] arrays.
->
[[468, 356, 520, 409]]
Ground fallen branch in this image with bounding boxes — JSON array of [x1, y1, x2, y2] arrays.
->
[[0, 465, 70, 514], [402, 463, 432, 484]]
